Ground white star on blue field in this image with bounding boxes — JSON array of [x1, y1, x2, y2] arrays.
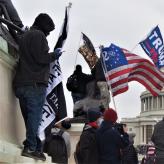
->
[[103, 44, 128, 71]]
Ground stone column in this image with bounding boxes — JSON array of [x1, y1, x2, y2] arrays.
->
[[141, 99, 144, 112], [148, 97, 150, 111], [152, 96, 154, 111], [145, 98, 148, 112], [157, 96, 159, 110], [144, 125, 146, 144], [140, 125, 143, 143]]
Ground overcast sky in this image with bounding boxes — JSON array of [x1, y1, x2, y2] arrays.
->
[[12, 0, 164, 119]]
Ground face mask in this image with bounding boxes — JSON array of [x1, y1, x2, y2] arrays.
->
[[97, 118, 103, 126]]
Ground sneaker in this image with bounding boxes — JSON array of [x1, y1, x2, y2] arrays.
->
[[21, 148, 36, 159], [21, 148, 46, 161], [34, 152, 46, 161]]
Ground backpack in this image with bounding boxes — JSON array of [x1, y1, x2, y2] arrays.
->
[[44, 129, 68, 163], [66, 74, 78, 92]]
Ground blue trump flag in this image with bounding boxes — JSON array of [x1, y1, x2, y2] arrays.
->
[[140, 26, 164, 69]]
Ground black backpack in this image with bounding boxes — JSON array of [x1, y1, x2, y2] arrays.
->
[[66, 74, 78, 92], [44, 129, 68, 163]]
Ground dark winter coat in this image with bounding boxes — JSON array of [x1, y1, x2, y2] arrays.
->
[[72, 70, 93, 95], [96, 121, 129, 164], [13, 26, 56, 88], [76, 124, 99, 164], [151, 118, 164, 163], [121, 133, 138, 164], [121, 144, 138, 164]]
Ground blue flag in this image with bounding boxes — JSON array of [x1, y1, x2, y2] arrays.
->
[[101, 44, 128, 71], [140, 26, 164, 69]]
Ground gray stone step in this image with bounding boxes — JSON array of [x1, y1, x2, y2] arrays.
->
[[0, 140, 52, 163]]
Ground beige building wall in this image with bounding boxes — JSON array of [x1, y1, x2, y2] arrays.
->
[[0, 36, 52, 163], [0, 35, 83, 163], [0, 36, 25, 146]]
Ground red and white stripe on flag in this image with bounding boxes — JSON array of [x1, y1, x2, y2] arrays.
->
[[105, 49, 164, 97]]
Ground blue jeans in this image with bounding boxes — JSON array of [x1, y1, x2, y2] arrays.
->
[[15, 85, 46, 151]]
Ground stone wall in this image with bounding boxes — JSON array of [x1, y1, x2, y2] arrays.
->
[[0, 35, 84, 163]]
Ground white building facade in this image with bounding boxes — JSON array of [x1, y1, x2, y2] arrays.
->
[[122, 90, 164, 145]]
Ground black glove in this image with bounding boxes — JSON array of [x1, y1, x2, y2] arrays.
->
[[54, 48, 63, 59]]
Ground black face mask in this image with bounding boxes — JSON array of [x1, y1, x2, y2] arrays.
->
[[32, 13, 55, 36]]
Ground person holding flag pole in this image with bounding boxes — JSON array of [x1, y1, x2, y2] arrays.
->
[[38, 2, 72, 142], [13, 12, 63, 161]]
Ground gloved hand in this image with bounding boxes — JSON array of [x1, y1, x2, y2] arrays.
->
[[54, 48, 63, 59]]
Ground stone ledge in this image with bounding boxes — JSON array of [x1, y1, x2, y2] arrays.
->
[[0, 140, 52, 163]]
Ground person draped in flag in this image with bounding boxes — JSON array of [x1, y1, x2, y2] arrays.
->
[[13, 13, 62, 161]]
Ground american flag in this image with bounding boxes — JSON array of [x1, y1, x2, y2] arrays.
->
[[101, 44, 164, 97]]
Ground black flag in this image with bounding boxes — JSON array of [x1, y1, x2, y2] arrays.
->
[[39, 5, 71, 140]]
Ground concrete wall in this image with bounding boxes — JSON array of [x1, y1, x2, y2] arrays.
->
[[0, 36, 54, 163], [0, 36, 25, 146], [0, 36, 83, 163]]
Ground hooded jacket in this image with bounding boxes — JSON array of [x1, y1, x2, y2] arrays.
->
[[13, 14, 56, 87]]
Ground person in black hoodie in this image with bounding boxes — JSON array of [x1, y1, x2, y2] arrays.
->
[[75, 109, 102, 164], [96, 108, 129, 164], [69, 64, 93, 104], [13, 13, 62, 161]]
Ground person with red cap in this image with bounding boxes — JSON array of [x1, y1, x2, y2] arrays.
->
[[96, 108, 129, 164]]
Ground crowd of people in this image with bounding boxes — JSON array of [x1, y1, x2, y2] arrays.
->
[[75, 108, 138, 164], [0, 1, 164, 164]]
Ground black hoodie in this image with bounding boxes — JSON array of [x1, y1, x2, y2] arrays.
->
[[13, 13, 56, 87]]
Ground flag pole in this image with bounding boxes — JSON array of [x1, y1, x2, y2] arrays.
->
[[130, 26, 157, 53], [99, 45, 117, 112], [130, 43, 138, 52], [74, 32, 82, 69]]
